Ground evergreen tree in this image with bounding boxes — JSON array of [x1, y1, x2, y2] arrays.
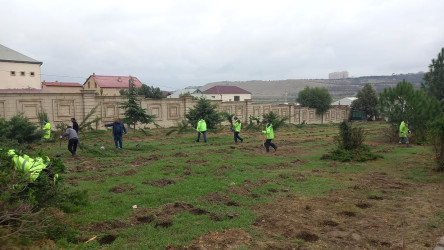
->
[[379, 80, 441, 141], [297, 87, 332, 115], [351, 83, 378, 117], [421, 47, 444, 108], [120, 77, 156, 134], [186, 98, 222, 129]]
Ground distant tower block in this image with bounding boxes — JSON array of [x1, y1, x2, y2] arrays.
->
[[329, 71, 349, 79]]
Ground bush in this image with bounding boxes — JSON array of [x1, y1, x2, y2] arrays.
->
[[330, 144, 381, 162], [329, 121, 380, 162], [0, 114, 45, 145], [0, 149, 86, 246], [334, 121, 365, 150]]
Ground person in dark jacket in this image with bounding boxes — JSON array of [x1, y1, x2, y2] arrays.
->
[[71, 118, 79, 133], [60, 126, 79, 157], [105, 118, 127, 148]]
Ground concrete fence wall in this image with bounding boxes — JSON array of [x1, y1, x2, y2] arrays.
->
[[0, 90, 349, 128]]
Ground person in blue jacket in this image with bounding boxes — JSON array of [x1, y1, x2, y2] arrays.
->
[[105, 118, 127, 148]]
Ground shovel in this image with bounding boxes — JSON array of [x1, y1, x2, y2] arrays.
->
[[261, 130, 267, 153], [55, 137, 62, 157]]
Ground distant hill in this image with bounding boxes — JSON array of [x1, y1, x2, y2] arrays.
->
[[199, 73, 424, 102]]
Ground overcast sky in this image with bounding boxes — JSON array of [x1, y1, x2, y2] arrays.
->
[[1, 0, 443, 90]]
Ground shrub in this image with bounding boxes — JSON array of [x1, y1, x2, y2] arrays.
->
[[0, 114, 45, 144], [334, 121, 365, 150], [330, 144, 381, 162], [330, 121, 380, 162], [0, 149, 86, 246]]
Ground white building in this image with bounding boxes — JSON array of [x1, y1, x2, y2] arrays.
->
[[331, 97, 357, 106], [203, 85, 251, 102], [168, 88, 207, 99], [0, 44, 43, 89]]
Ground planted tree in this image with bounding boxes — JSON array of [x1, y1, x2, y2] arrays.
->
[[186, 98, 222, 129], [297, 87, 332, 123], [379, 80, 441, 142], [78, 104, 102, 131], [421, 47, 444, 109], [262, 111, 288, 131], [351, 83, 378, 118], [427, 114, 444, 171], [120, 77, 156, 134], [330, 121, 379, 162]]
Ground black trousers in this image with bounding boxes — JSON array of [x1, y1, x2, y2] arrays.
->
[[264, 139, 276, 152], [68, 138, 79, 156]]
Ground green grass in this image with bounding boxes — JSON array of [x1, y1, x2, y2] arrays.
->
[[15, 122, 444, 249]]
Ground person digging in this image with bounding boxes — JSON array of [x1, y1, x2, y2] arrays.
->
[[60, 125, 79, 157], [262, 120, 277, 152]]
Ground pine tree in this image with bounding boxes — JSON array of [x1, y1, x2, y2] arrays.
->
[[351, 84, 378, 117], [120, 77, 156, 134], [186, 98, 222, 129], [421, 47, 444, 108]]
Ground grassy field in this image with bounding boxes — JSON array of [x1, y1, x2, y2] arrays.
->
[[32, 122, 444, 249]]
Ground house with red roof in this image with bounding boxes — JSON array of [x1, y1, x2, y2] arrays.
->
[[83, 73, 143, 96], [42, 80, 83, 93], [202, 85, 251, 102]]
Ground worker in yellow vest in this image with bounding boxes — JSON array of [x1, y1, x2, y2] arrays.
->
[[43, 121, 51, 139], [8, 149, 50, 182]]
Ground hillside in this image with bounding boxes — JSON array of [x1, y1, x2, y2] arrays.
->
[[200, 73, 424, 102]]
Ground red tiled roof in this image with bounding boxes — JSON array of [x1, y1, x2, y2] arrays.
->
[[0, 89, 50, 93], [42, 81, 83, 87], [203, 85, 251, 94], [86, 75, 143, 88], [161, 90, 172, 96]]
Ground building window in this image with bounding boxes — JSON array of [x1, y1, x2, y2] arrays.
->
[[30, 72, 35, 77], [10, 71, 16, 76], [234, 96, 240, 101], [88, 82, 90, 88], [20, 71, 25, 76], [94, 82, 97, 88]]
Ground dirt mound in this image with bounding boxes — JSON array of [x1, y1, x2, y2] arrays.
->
[[199, 192, 230, 203], [214, 164, 235, 175], [181, 228, 252, 249], [143, 178, 176, 188], [109, 184, 135, 193], [86, 219, 129, 233], [173, 152, 189, 157]]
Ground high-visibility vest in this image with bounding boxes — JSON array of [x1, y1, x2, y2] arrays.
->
[[43, 123, 51, 139], [8, 149, 49, 182]]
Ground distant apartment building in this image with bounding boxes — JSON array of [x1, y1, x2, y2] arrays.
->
[[83, 73, 143, 96], [329, 71, 349, 79], [0, 44, 42, 89]]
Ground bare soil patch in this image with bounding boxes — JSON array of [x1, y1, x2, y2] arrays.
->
[[143, 178, 176, 188], [109, 184, 135, 193], [170, 228, 252, 249]]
